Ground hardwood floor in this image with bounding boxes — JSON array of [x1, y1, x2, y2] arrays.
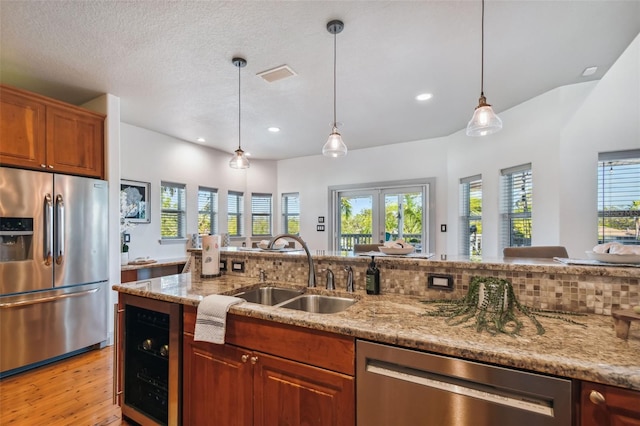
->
[[0, 347, 130, 426]]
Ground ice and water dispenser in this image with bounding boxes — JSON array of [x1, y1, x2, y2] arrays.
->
[[0, 218, 33, 262]]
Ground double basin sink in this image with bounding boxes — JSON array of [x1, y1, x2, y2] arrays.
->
[[233, 286, 356, 314]]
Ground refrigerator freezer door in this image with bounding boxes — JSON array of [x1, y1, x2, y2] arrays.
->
[[53, 174, 108, 288], [0, 167, 53, 295], [0, 282, 108, 374]]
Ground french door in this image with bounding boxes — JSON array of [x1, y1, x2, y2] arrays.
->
[[333, 185, 427, 252]]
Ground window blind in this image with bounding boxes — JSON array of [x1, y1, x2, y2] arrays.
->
[[251, 193, 272, 236], [282, 193, 300, 235], [459, 175, 482, 256], [228, 191, 244, 237], [598, 150, 640, 245], [198, 186, 218, 235], [161, 182, 186, 239], [500, 164, 532, 249]]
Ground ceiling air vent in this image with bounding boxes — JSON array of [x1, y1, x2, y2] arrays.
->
[[256, 65, 297, 83]]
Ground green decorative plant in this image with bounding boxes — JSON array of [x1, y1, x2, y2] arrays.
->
[[422, 276, 586, 336]]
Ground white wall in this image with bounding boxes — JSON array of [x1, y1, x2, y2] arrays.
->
[[560, 33, 640, 257], [277, 33, 640, 259], [83, 93, 121, 346], [120, 124, 277, 259]]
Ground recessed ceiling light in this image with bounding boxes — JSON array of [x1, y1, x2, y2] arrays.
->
[[268, 127, 280, 133], [582, 66, 598, 77], [196, 137, 206, 143], [415, 93, 433, 101]]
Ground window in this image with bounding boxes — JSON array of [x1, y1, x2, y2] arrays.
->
[[330, 179, 432, 253], [198, 186, 218, 235], [500, 164, 532, 249], [228, 191, 244, 237], [251, 193, 272, 236], [281, 193, 300, 235], [460, 175, 482, 256], [161, 182, 186, 239], [598, 150, 640, 246]]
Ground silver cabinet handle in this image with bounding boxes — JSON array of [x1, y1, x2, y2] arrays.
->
[[44, 194, 53, 266], [0, 288, 98, 308], [241, 354, 249, 363], [55, 194, 64, 265], [113, 304, 123, 405], [589, 390, 606, 405], [250, 356, 258, 365]]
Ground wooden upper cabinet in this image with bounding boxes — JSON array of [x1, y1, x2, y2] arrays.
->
[[0, 85, 105, 178], [0, 88, 46, 169], [46, 105, 104, 178]]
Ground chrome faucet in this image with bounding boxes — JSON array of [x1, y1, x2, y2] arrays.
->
[[344, 266, 354, 292], [268, 234, 316, 288], [325, 268, 335, 290], [259, 268, 266, 283]]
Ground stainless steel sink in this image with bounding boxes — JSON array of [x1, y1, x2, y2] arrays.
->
[[277, 294, 356, 314], [234, 287, 304, 306]]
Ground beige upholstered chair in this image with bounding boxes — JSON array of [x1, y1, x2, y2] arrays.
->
[[353, 243, 382, 253], [503, 246, 568, 259]]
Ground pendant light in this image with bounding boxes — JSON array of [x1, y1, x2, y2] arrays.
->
[[466, 0, 502, 137], [322, 19, 348, 158], [229, 57, 250, 169]]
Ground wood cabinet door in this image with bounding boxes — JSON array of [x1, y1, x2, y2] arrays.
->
[[253, 352, 355, 426], [46, 105, 104, 178], [0, 88, 46, 169], [182, 334, 253, 426], [581, 381, 640, 426]]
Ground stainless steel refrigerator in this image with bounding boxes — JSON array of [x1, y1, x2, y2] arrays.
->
[[0, 167, 109, 375]]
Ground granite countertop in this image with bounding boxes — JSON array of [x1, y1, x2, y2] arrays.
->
[[121, 256, 189, 271], [113, 273, 640, 391]]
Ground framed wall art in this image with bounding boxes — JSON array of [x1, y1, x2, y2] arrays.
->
[[120, 179, 151, 223]]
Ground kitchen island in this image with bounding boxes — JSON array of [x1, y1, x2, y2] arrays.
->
[[113, 250, 639, 425]]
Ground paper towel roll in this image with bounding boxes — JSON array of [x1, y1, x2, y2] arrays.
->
[[201, 235, 221, 277]]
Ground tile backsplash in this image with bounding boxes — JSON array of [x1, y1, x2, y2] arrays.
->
[[189, 251, 639, 315]]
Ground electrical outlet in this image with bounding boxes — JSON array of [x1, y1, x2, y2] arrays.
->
[[219, 260, 227, 271], [231, 261, 245, 273], [428, 274, 454, 291]]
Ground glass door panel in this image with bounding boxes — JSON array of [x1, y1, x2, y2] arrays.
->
[[338, 193, 374, 251], [381, 188, 423, 252]]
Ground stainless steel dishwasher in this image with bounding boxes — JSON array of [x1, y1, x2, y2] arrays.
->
[[357, 340, 572, 425]]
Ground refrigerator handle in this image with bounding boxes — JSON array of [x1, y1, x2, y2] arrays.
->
[[55, 194, 65, 265], [44, 193, 53, 266]]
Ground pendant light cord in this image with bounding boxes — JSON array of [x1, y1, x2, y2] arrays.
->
[[333, 30, 337, 127], [238, 61, 242, 150], [480, 0, 485, 97]]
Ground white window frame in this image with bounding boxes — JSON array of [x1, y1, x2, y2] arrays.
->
[[251, 193, 273, 237], [500, 164, 532, 250], [227, 190, 244, 237], [281, 192, 300, 235], [598, 150, 640, 246], [460, 175, 482, 256], [328, 178, 435, 254], [198, 186, 218, 235], [161, 181, 186, 239]]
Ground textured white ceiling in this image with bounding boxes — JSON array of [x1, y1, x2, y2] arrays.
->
[[1, 1, 639, 160]]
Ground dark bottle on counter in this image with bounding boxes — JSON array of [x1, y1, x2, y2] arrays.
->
[[366, 256, 380, 295]]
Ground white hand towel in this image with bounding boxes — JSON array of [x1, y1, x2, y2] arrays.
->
[[194, 295, 244, 344]]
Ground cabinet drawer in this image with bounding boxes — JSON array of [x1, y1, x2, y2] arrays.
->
[[183, 306, 355, 375]]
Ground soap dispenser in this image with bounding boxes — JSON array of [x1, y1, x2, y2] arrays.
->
[[366, 256, 380, 295]]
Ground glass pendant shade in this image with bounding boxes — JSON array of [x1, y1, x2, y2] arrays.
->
[[229, 148, 250, 169], [466, 95, 503, 136], [322, 127, 348, 157]]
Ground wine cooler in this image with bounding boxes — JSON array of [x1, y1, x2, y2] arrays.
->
[[116, 293, 181, 426]]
